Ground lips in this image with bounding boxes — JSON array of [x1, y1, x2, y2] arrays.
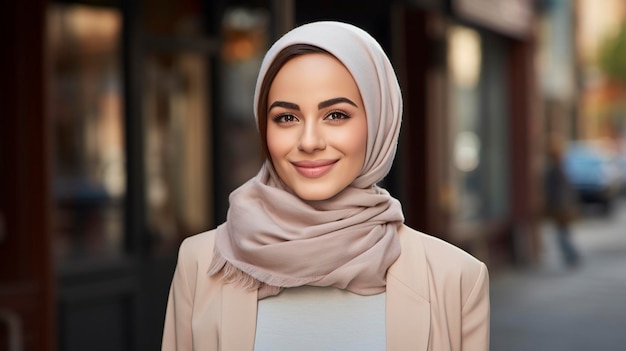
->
[[291, 159, 338, 178]]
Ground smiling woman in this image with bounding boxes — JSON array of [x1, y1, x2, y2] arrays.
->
[[162, 21, 490, 351], [266, 52, 367, 201]]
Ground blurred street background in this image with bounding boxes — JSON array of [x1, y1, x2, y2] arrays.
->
[[2, 0, 626, 350], [491, 197, 626, 351]]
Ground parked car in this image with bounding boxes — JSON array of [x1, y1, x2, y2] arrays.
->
[[563, 141, 623, 213]]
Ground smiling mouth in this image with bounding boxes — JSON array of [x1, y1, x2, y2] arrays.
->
[[292, 160, 338, 178]]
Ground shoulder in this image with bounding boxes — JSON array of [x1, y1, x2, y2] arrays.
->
[[397, 225, 488, 297], [171, 229, 224, 300], [399, 225, 484, 269], [179, 229, 217, 255], [176, 229, 218, 273]]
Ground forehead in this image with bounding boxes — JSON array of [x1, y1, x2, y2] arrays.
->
[[269, 53, 362, 101]]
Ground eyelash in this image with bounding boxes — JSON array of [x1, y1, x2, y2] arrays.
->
[[271, 110, 351, 124], [272, 113, 299, 124], [325, 110, 351, 121]]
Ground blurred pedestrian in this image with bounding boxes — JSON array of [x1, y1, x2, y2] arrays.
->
[[162, 21, 489, 350], [544, 134, 581, 267]]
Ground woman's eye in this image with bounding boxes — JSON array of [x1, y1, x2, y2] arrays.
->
[[325, 111, 350, 120], [273, 114, 298, 124]]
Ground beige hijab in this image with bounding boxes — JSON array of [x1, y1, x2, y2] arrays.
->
[[209, 21, 404, 298]]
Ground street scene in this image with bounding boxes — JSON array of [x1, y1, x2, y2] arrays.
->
[[3, 0, 626, 350], [491, 198, 626, 351]]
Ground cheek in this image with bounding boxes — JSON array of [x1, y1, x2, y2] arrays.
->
[[266, 128, 278, 160], [347, 121, 368, 163], [266, 126, 289, 161]]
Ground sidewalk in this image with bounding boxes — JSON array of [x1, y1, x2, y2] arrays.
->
[[490, 199, 626, 351]]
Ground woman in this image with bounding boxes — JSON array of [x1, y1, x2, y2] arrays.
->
[[162, 21, 489, 351]]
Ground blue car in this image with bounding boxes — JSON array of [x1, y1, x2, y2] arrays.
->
[[563, 142, 622, 213]]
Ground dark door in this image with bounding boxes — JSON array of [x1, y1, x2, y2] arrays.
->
[[1, 1, 54, 351], [48, 2, 142, 350]]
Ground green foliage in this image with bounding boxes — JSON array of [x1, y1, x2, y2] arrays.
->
[[598, 22, 626, 83]]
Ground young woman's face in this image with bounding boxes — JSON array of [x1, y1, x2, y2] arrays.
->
[[266, 53, 367, 201]]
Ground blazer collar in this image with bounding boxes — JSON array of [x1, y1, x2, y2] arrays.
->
[[220, 225, 431, 351]]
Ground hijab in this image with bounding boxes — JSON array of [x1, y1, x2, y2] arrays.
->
[[208, 21, 405, 298]]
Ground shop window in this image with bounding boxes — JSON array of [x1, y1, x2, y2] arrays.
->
[[141, 3, 271, 252], [214, 7, 270, 221], [48, 4, 125, 265], [142, 51, 211, 255], [447, 25, 510, 222]]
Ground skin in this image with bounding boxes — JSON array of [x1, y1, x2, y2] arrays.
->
[[266, 53, 368, 201]]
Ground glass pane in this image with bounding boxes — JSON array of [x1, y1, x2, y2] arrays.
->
[[48, 4, 125, 264], [215, 7, 269, 220], [447, 26, 510, 222], [448, 26, 484, 222], [482, 34, 510, 219], [143, 51, 211, 256]]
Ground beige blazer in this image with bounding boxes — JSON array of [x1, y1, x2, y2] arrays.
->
[[162, 225, 490, 350]]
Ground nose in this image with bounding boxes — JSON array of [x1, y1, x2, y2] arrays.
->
[[298, 120, 326, 153]]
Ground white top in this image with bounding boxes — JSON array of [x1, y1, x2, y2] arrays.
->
[[254, 286, 386, 351]]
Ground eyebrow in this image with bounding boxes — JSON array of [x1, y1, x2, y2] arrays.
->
[[268, 97, 358, 112], [269, 101, 300, 110], [318, 97, 358, 109]]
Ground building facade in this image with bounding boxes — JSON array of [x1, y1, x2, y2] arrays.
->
[[1, 0, 540, 349]]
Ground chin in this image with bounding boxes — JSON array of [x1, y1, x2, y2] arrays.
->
[[293, 186, 343, 202], [295, 192, 334, 202]]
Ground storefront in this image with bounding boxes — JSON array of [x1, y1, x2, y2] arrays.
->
[[49, 2, 295, 349], [393, 0, 541, 265]]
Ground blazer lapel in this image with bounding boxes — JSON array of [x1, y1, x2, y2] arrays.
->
[[221, 282, 258, 351], [386, 225, 431, 350]]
